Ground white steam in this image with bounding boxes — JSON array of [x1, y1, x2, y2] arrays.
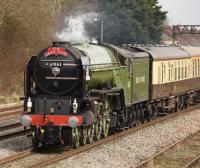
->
[[56, 12, 98, 43]]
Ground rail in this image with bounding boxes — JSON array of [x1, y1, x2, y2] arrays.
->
[[0, 106, 22, 120]]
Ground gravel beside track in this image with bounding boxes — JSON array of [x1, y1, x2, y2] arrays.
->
[[0, 107, 29, 159], [2, 152, 58, 168], [0, 135, 32, 159], [44, 109, 200, 168]]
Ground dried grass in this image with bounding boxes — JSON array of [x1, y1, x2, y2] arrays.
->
[[0, 94, 19, 104]]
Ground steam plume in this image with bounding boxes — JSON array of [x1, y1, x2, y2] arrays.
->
[[56, 12, 98, 43]]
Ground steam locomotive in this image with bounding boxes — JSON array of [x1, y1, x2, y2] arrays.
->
[[21, 41, 200, 148]]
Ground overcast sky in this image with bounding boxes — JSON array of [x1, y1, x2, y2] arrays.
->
[[158, 0, 200, 25]]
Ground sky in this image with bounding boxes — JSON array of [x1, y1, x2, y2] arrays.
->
[[158, 0, 200, 25]]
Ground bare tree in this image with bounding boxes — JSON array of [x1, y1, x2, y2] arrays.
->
[[0, 0, 68, 95]]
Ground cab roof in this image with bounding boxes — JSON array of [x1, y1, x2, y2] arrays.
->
[[105, 44, 149, 58]]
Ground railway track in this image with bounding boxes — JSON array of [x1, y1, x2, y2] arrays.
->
[[0, 105, 22, 120], [0, 124, 30, 141], [0, 149, 33, 165], [0, 121, 31, 141], [0, 105, 29, 140], [0, 105, 26, 140], [1, 104, 200, 168], [0, 122, 22, 131], [134, 125, 200, 168], [183, 155, 200, 168], [0, 105, 22, 112], [0, 122, 24, 140]]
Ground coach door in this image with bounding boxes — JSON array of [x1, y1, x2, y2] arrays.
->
[[127, 58, 133, 103]]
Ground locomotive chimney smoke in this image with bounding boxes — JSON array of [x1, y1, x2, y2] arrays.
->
[[56, 12, 99, 43]]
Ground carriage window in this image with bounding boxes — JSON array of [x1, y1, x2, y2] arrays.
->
[[164, 63, 166, 82], [185, 60, 187, 79], [184, 60, 186, 79], [181, 60, 184, 79], [195, 59, 197, 77], [158, 66, 161, 84], [183, 60, 185, 79], [172, 63, 174, 81], [183, 61, 185, 79], [198, 59, 200, 76], [195, 59, 196, 77], [161, 62, 167, 83], [198, 59, 199, 76], [193, 60, 195, 77], [175, 61, 177, 80], [188, 61, 190, 78], [178, 61, 180, 79], [168, 62, 171, 81], [197, 59, 198, 77], [197, 59, 198, 76], [161, 62, 164, 83]]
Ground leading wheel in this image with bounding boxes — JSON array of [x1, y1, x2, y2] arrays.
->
[[32, 127, 41, 148], [72, 127, 80, 148], [102, 96, 111, 137], [80, 125, 94, 145], [81, 127, 87, 146], [94, 119, 102, 140], [87, 124, 94, 144], [102, 116, 110, 138]]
